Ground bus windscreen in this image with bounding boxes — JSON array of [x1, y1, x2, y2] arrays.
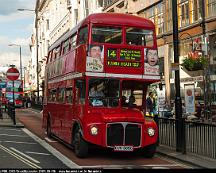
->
[[92, 26, 122, 44], [89, 78, 120, 107], [126, 28, 154, 46]]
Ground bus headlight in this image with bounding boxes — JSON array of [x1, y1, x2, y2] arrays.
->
[[147, 128, 155, 137], [90, 126, 98, 136]]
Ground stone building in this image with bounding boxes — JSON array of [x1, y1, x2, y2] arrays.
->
[[29, 0, 113, 99], [30, 0, 216, 106], [104, 0, 216, 106]]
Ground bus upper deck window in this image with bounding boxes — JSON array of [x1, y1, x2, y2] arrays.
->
[[78, 27, 88, 45], [126, 28, 154, 47], [92, 26, 122, 44]]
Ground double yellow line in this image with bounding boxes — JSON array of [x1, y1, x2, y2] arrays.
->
[[0, 144, 41, 169]]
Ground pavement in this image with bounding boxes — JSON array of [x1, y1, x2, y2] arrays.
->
[[1, 108, 216, 169], [0, 109, 24, 128]]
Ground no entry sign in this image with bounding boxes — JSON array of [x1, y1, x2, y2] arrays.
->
[[6, 67, 20, 81]]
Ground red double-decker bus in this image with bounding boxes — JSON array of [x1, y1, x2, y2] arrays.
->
[[6, 79, 24, 108], [43, 13, 160, 158]]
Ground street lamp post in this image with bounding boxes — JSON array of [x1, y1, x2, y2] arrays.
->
[[18, 8, 39, 103], [172, 0, 185, 153], [8, 44, 22, 81], [200, 0, 210, 115]]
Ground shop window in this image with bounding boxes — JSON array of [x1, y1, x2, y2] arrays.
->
[[179, 0, 190, 27], [207, 0, 216, 17]]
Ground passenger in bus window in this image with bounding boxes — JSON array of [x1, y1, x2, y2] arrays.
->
[[146, 92, 155, 113], [122, 96, 128, 107], [86, 45, 104, 72], [128, 95, 137, 108]]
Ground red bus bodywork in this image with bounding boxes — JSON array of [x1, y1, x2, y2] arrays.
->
[[43, 13, 160, 158], [5, 80, 24, 108]]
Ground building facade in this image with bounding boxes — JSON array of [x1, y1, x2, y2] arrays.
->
[[104, 0, 216, 107], [31, 0, 216, 106], [29, 0, 111, 100]]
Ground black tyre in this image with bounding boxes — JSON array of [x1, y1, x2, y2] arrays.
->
[[47, 117, 52, 138], [73, 128, 88, 158], [143, 143, 157, 158]]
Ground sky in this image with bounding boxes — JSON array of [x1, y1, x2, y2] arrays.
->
[[0, 0, 35, 73]]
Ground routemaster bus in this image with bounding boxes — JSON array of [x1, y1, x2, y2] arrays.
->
[[43, 13, 160, 158]]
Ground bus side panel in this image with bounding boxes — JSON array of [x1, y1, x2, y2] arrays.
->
[[61, 104, 74, 143], [75, 45, 86, 73], [47, 103, 61, 137]]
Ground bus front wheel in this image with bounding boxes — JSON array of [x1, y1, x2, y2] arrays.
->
[[74, 128, 88, 158], [143, 143, 157, 158]]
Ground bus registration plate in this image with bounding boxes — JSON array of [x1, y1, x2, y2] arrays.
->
[[114, 146, 133, 152]]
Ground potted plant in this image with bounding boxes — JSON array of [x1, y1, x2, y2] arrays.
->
[[182, 52, 208, 71]]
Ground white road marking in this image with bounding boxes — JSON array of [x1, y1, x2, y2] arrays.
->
[[26, 151, 51, 156], [0, 144, 41, 169], [10, 147, 40, 164], [0, 141, 37, 145], [81, 164, 180, 169], [0, 128, 22, 131], [23, 128, 81, 168], [44, 137, 58, 143], [0, 134, 28, 137]]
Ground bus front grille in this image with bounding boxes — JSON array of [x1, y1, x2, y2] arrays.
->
[[107, 123, 141, 147], [107, 123, 124, 146], [125, 124, 141, 147]]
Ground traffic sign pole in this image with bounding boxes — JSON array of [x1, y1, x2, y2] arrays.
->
[[6, 67, 20, 125], [12, 80, 16, 125]]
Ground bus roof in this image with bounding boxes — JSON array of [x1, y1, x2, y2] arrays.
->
[[85, 13, 155, 29], [49, 13, 155, 51]]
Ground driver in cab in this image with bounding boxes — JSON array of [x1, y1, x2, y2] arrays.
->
[[89, 84, 105, 106], [89, 84, 104, 97]]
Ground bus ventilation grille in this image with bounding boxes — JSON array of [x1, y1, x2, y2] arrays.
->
[[107, 123, 141, 147]]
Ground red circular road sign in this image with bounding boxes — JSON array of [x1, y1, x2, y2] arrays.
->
[[6, 67, 20, 81]]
